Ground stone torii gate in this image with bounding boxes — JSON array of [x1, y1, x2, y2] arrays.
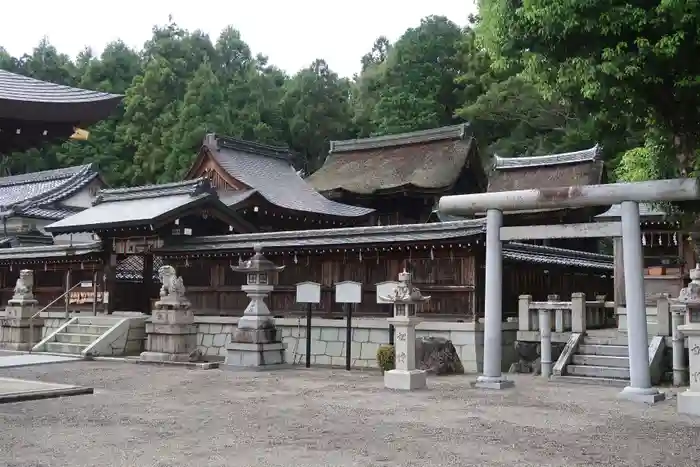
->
[[439, 178, 700, 404]]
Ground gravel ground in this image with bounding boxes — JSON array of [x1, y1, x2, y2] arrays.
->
[[0, 362, 699, 467]]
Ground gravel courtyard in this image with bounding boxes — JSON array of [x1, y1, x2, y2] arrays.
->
[[0, 362, 699, 467]]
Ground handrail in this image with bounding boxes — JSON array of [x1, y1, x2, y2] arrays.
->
[[28, 282, 84, 352]]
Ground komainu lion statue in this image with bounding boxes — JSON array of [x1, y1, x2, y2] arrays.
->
[[158, 265, 188, 303], [13, 269, 34, 299]]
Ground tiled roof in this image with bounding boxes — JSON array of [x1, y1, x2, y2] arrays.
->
[[203, 135, 373, 218], [503, 242, 613, 271], [0, 242, 101, 262], [0, 164, 99, 219], [488, 145, 604, 192], [154, 219, 609, 271], [157, 219, 487, 254], [306, 124, 484, 196], [0, 69, 122, 123], [45, 178, 250, 234], [595, 203, 668, 221]]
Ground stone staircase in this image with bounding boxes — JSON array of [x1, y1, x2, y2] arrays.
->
[[559, 334, 630, 386], [35, 316, 120, 355], [553, 331, 665, 387]]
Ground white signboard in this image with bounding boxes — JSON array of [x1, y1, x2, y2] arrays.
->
[[296, 281, 321, 304], [376, 281, 399, 304], [335, 281, 362, 304]]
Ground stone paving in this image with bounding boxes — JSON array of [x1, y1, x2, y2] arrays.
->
[[0, 351, 81, 368], [0, 362, 699, 467]]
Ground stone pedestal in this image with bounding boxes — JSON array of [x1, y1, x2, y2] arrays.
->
[[384, 317, 427, 391], [677, 322, 700, 415], [1, 299, 40, 351], [140, 302, 197, 362], [140, 266, 197, 363], [224, 245, 287, 371], [225, 285, 287, 370]]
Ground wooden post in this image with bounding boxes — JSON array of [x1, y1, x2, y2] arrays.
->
[[91, 270, 98, 316], [518, 295, 532, 331]]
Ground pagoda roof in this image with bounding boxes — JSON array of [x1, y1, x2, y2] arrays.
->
[[45, 178, 251, 235], [488, 145, 604, 192], [0, 164, 100, 220], [306, 124, 485, 197], [187, 134, 373, 219], [0, 70, 121, 123], [0, 70, 122, 153]]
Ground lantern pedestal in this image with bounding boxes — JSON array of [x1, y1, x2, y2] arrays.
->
[[224, 246, 287, 370], [677, 321, 700, 415], [384, 316, 426, 391]]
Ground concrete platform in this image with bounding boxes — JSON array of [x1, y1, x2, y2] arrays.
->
[[0, 377, 93, 404], [0, 353, 82, 369]]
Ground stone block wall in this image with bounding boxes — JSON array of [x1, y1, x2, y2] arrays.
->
[[195, 316, 519, 372]]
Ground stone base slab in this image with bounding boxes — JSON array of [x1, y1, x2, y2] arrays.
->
[[384, 369, 427, 391], [0, 342, 32, 351], [139, 351, 194, 363], [225, 341, 286, 368], [0, 324, 43, 350], [232, 327, 280, 344], [0, 377, 92, 404], [472, 376, 515, 390], [618, 386, 666, 404], [677, 390, 700, 415]]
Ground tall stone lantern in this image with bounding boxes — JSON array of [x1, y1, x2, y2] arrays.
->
[[676, 264, 700, 415], [224, 244, 287, 369], [380, 268, 430, 391]]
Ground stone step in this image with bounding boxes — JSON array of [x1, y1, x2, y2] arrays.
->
[[65, 325, 112, 335], [567, 364, 630, 380], [45, 342, 88, 355], [55, 333, 100, 345], [572, 354, 630, 368], [583, 336, 629, 346], [578, 344, 628, 357], [74, 317, 119, 327], [551, 375, 629, 388]]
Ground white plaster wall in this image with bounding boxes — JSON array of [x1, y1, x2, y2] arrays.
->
[[195, 317, 519, 373]]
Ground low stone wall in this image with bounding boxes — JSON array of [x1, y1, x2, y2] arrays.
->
[[196, 316, 518, 373]]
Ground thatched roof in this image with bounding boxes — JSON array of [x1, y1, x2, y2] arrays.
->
[[488, 145, 604, 192], [306, 124, 485, 196]]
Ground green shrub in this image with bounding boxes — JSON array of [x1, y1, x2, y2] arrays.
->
[[376, 344, 395, 374]]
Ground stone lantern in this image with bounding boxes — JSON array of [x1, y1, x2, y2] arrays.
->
[[224, 244, 287, 369], [379, 268, 430, 391], [675, 264, 700, 415]]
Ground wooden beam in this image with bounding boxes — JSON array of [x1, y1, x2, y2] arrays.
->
[[500, 221, 622, 241]]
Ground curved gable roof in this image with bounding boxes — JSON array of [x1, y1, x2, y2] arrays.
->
[[488, 145, 604, 192], [306, 124, 483, 196]]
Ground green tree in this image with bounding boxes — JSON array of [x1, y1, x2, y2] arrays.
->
[[371, 16, 465, 135], [163, 61, 230, 181], [281, 59, 354, 172], [478, 0, 700, 176]]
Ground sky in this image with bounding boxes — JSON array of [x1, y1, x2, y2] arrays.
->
[[0, 1, 477, 78]]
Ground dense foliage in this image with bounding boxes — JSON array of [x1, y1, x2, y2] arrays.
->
[[4, 8, 697, 185]]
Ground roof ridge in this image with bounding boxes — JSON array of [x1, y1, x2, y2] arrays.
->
[[179, 218, 486, 245], [329, 124, 469, 155], [0, 164, 93, 188], [505, 241, 613, 262], [25, 164, 99, 207], [94, 177, 214, 204], [208, 134, 292, 161], [493, 145, 602, 170]]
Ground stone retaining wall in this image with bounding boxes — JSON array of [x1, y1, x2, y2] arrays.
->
[[196, 317, 518, 373]]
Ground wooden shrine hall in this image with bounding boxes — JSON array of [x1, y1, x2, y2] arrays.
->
[[0, 126, 614, 319]]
